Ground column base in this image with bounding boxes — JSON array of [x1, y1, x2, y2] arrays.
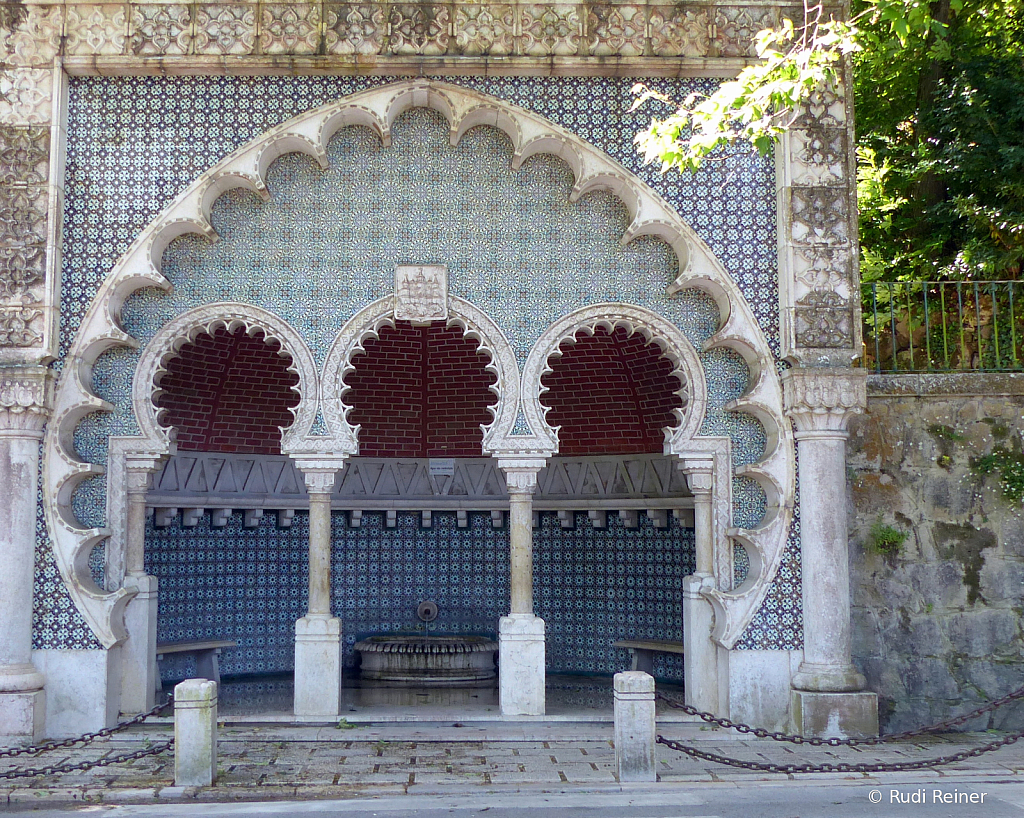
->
[[791, 690, 879, 739], [499, 614, 545, 716], [294, 616, 342, 717], [0, 689, 45, 744], [792, 661, 867, 693], [682, 573, 719, 714]]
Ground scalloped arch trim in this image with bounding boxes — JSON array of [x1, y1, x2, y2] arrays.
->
[[44, 78, 795, 650]]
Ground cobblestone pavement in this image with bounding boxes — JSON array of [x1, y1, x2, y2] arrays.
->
[[2, 722, 1023, 807]]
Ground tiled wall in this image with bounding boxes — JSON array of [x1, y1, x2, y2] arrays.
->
[[35, 74, 802, 653], [149, 508, 694, 681]]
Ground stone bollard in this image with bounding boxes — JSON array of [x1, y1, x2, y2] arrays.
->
[[174, 679, 217, 787], [614, 671, 656, 782]]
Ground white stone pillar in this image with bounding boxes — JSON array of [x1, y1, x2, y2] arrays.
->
[[783, 368, 878, 738], [613, 671, 656, 782], [678, 463, 720, 714], [174, 679, 217, 787], [498, 458, 546, 716], [120, 462, 160, 715], [0, 368, 52, 744], [294, 467, 342, 717]]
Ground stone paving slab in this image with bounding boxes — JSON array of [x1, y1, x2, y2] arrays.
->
[[1, 723, 1023, 806]]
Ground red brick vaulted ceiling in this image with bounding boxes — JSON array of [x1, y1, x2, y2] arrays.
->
[[155, 326, 301, 454], [540, 325, 682, 455], [344, 321, 497, 457]]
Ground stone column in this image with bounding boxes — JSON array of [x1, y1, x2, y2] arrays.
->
[[120, 462, 160, 714], [0, 368, 52, 743], [783, 368, 878, 738], [173, 679, 218, 787], [498, 458, 546, 716], [679, 462, 720, 714], [294, 467, 342, 717]]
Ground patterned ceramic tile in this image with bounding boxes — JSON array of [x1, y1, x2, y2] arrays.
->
[[149, 508, 693, 680], [38, 75, 800, 654]]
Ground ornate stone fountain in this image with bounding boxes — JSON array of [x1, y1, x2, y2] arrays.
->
[[353, 601, 498, 687]]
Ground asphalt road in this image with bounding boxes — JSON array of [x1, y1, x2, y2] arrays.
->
[[15, 782, 1024, 818]]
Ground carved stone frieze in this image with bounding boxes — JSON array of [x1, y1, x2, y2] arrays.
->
[[259, 4, 322, 55], [0, 308, 44, 349], [129, 3, 192, 56], [714, 6, 775, 57], [2, 4, 62, 66], [0, 244, 45, 301], [793, 245, 851, 294], [388, 4, 450, 55], [519, 4, 580, 56], [325, 4, 386, 55], [0, 365, 52, 431], [0, 185, 48, 248], [453, 5, 514, 55], [0, 68, 52, 126], [789, 126, 846, 185], [782, 366, 866, 434], [648, 6, 710, 57], [65, 5, 129, 56], [587, 5, 646, 57], [194, 4, 256, 55], [790, 186, 848, 246], [0, 126, 49, 187], [794, 289, 853, 349]]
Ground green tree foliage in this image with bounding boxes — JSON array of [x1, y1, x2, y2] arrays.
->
[[634, 0, 1024, 282]]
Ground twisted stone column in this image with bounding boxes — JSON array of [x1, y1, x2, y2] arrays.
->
[[0, 368, 52, 743], [498, 458, 546, 716], [784, 368, 877, 737], [294, 467, 342, 717]]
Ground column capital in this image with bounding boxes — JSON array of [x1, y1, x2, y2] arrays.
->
[[0, 365, 53, 434], [498, 457, 546, 494], [300, 467, 340, 495], [679, 458, 714, 494], [782, 367, 866, 436]]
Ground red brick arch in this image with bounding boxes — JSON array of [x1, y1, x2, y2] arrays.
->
[[155, 326, 301, 454], [343, 321, 497, 457], [540, 325, 682, 455]]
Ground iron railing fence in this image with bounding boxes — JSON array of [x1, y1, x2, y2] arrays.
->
[[864, 280, 1024, 373]]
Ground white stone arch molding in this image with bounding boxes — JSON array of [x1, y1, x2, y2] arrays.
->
[[522, 303, 796, 649], [42, 76, 790, 647], [321, 295, 520, 454], [44, 303, 320, 649]]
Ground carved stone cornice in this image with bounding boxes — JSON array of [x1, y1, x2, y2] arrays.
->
[[782, 367, 867, 435], [0, 364, 52, 432]]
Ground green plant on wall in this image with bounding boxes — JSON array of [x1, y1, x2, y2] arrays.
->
[[972, 447, 1024, 502], [869, 518, 908, 556]]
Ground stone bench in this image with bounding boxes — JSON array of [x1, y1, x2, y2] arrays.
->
[[156, 640, 237, 688], [613, 639, 684, 674]]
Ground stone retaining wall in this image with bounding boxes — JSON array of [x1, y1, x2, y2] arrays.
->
[[849, 372, 1024, 733]]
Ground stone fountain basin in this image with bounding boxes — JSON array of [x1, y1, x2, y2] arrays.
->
[[354, 635, 498, 687]]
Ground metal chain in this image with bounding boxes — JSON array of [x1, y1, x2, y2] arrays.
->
[[656, 685, 1024, 747], [0, 740, 174, 780], [0, 696, 173, 759], [657, 731, 1024, 774]]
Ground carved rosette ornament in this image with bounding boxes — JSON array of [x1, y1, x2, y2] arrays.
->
[[782, 367, 867, 435], [777, 75, 861, 366]]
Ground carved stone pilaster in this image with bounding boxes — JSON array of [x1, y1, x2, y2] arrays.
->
[[782, 367, 866, 436], [778, 74, 861, 366], [0, 365, 52, 433]]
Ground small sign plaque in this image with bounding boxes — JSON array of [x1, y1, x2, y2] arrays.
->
[[428, 458, 455, 477]]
